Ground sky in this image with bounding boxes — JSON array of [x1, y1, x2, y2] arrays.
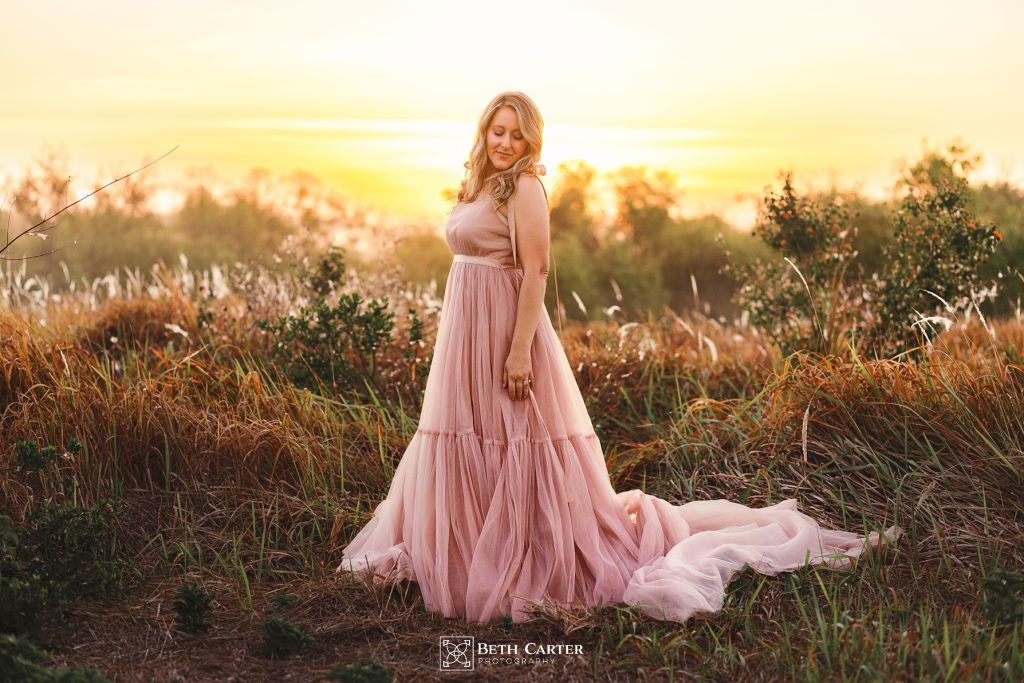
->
[[3, 0, 1023, 231]]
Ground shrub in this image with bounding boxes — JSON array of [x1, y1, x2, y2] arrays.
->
[[255, 250, 395, 398], [0, 574, 52, 639], [0, 515, 53, 639], [863, 175, 1002, 358], [2, 494, 134, 639], [726, 168, 1002, 360], [724, 172, 861, 357], [257, 292, 395, 398], [4, 438, 132, 643], [22, 499, 132, 600]]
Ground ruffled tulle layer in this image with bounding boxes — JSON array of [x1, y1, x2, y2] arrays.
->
[[338, 427, 902, 624]]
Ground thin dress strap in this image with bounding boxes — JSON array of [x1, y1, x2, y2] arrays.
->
[[508, 192, 517, 268]]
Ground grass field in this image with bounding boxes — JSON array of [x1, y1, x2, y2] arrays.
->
[[2, 257, 1022, 682]]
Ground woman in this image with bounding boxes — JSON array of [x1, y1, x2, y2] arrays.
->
[[337, 90, 902, 624]]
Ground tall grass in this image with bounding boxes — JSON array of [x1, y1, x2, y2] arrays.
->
[[2, 256, 1022, 681]]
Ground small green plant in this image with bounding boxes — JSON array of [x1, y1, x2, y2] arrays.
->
[[980, 568, 1024, 626], [402, 307, 425, 367], [171, 581, 214, 635], [269, 592, 297, 612], [326, 658, 392, 682], [0, 633, 48, 683], [14, 437, 84, 500], [196, 290, 219, 332], [0, 633, 112, 682], [306, 245, 347, 297], [14, 439, 58, 474], [500, 613, 514, 631], [256, 616, 316, 658]]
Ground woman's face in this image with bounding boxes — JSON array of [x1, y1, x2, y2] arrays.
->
[[486, 106, 528, 171]]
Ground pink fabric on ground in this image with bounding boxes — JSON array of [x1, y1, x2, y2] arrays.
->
[[337, 184, 902, 624]]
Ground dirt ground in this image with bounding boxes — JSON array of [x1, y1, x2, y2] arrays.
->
[[39, 573, 668, 682]]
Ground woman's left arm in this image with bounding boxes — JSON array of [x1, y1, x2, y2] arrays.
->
[[504, 174, 550, 400]]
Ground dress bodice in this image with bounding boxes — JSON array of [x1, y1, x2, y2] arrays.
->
[[444, 192, 516, 268]]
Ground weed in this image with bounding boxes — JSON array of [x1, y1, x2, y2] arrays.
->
[[256, 616, 316, 658], [171, 581, 214, 635], [980, 568, 1024, 626]]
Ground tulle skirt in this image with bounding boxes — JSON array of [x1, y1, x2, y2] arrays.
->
[[337, 256, 903, 623]]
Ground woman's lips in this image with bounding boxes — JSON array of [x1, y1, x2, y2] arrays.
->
[[497, 152, 511, 158]]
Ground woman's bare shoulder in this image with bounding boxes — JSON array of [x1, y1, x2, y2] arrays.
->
[[514, 172, 546, 203]]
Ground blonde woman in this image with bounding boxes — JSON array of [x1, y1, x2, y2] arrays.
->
[[337, 90, 902, 624]]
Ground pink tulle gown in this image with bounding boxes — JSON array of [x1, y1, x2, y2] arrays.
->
[[336, 181, 903, 624]]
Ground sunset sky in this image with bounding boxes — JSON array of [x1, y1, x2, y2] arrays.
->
[[3, 0, 1023, 231]]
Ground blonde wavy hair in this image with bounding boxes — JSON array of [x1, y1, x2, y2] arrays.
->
[[456, 91, 546, 207]]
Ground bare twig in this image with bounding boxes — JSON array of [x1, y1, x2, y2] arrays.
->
[[0, 145, 179, 259]]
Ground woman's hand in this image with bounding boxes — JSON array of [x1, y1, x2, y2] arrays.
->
[[502, 348, 534, 401]]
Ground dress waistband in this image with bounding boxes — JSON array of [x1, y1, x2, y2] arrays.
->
[[453, 254, 522, 270]]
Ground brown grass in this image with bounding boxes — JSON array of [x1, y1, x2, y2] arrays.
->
[[2, 262, 1022, 681]]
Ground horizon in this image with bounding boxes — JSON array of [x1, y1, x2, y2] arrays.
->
[[3, 0, 1023, 234]]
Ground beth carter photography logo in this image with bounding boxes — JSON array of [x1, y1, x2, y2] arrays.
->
[[438, 636, 585, 670], [439, 636, 475, 671]]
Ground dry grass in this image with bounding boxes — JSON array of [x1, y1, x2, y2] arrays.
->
[[2, 259, 1022, 681]]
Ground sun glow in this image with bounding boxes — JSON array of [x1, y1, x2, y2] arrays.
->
[[2, 0, 1022, 232]]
